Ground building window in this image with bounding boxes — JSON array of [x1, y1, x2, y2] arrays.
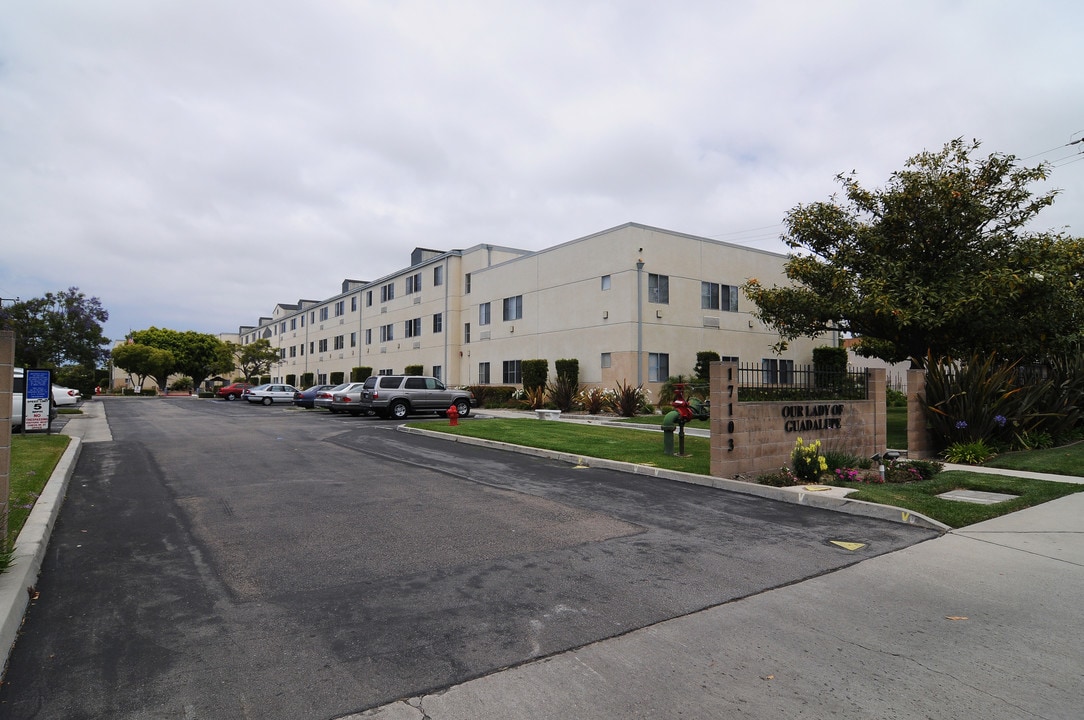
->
[[350, 332, 357, 348], [465, 273, 471, 294], [762, 358, 794, 384], [601, 275, 611, 291], [648, 274, 669, 304], [310, 311, 316, 323], [365, 329, 372, 345], [280, 321, 286, 333], [702, 282, 739, 311], [479, 302, 491, 326], [289, 346, 297, 358], [648, 352, 669, 382], [318, 339, 328, 353], [309, 341, 315, 354], [334, 335, 344, 350], [381, 283, 395, 303], [433, 312, 443, 333], [464, 323, 471, 344], [334, 300, 344, 317], [502, 295, 523, 321], [478, 361, 490, 384], [502, 360, 522, 384], [366, 290, 373, 307], [406, 273, 421, 294], [319, 307, 329, 321], [351, 295, 358, 312], [405, 318, 421, 338], [380, 324, 394, 343], [290, 318, 296, 330], [434, 266, 444, 286], [300, 315, 305, 328], [601, 352, 611, 368], [432, 365, 442, 381], [300, 343, 305, 356]]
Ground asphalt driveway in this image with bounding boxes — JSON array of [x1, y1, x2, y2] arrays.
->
[[0, 398, 937, 719]]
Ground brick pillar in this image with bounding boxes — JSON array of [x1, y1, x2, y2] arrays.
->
[[906, 368, 934, 458]]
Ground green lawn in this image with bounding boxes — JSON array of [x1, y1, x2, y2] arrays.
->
[[412, 416, 1084, 528], [886, 406, 907, 449], [8, 434, 71, 547], [983, 440, 1084, 475]]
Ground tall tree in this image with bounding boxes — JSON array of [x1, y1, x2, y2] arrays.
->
[[128, 327, 233, 390], [111, 343, 175, 392], [743, 138, 1079, 366], [229, 339, 281, 382], [0, 287, 110, 368]]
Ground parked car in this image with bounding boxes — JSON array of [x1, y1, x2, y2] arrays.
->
[[356, 375, 475, 419], [293, 384, 335, 409], [52, 384, 82, 406], [328, 382, 371, 416], [216, 382, 254, 400], [243, 383, 300, 405], [314, 383, 350, 412]]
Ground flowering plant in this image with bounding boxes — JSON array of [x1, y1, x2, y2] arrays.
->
[[791, 437, 828, 483]]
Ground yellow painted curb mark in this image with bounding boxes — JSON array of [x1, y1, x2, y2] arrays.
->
[[573, 457, 590, 469], [830, 541, 866, 552], [901, 511, 911, 522], [804, 485, 832, 492]]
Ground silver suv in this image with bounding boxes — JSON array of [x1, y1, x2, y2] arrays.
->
[[357, 375, 474, 419]]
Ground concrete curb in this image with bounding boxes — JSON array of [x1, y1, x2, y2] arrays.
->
[[397, 425, 950, 533], [0, 435, 82, 675]]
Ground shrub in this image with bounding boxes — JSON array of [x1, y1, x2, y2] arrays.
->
[[330, 371, 345, 384], [523, 385, 547, 410], [694, 351, 720, 382], [756, 468, 800, 487], [467, 385, 516, 408], [140, 388, 157, 396], [169, 376, 193, 391], [547, 376, 582, 413], [300, 372, 314, 387], [577, 387, 611, 415], [352, 367, 373, 382], [942, 440, 994, 465], [822, 448, 864, 474], [285, 374, 297, 386], [612, 380, 649, 417], [404, 365, 423, 376], [886, 388, 907, 407], [522, 359, 549, 392], [903, 459, 943, 480], [813, 345, 848, 389], [790, 437, 828, 483], [555, 359, 579, 386], [259, 375, 271, 385], [833, 467, 881, 484]]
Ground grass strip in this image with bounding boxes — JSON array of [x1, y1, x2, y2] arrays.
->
[[982, 440, 1084, 476], [413, 418, 711, 475], [411, 416, 1084, 528], [8, 434, 71, 547]]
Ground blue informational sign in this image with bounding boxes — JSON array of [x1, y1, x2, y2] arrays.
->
[[24, 368, 52, 432]]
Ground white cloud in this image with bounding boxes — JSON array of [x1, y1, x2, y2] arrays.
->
[[1, 0, 1081, 344]]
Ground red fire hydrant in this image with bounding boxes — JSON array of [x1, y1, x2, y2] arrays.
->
[[447, 404, 459, 426]]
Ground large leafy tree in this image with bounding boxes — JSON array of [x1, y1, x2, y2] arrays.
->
[[128, 327, 234, 390], [744, 138, 1082, 367], [0, 287, 110, 368], [228, 339, 281, 382], [111, 343, 175, 391]]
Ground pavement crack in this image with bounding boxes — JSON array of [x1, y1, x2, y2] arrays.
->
[[950, 532, 1084, 567]]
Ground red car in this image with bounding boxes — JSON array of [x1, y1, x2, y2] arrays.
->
[[216, 382, 254, 400]]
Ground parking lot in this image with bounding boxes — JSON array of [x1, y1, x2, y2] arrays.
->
[[0, 398, 937, 719]]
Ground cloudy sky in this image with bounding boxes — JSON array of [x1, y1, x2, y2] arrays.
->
[[2, 0, 1081, 346]]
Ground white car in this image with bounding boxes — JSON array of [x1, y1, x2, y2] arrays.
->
[[243, 383, 300, 405], [52, 384, 82, 406]]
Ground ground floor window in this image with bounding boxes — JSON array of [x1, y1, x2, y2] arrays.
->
[[761, 358, 794, 384], [503, 360, 522, 384], [432, 365, 442, 381], [478, 362, 490, 384], [648, 352, 669, 382]]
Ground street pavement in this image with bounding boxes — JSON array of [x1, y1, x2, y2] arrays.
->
[[4, 401, 1083, 719]]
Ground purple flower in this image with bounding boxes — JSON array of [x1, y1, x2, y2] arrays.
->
[[994, 415, 1007, 427], [955, 420, 968, 429]]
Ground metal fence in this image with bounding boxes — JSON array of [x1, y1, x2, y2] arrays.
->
[[735, 363, 869, 401]]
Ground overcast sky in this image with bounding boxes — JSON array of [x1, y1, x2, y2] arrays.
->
[[2, 1, 1081, 346]]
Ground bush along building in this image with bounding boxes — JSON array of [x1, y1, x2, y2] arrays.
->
[[233, 223, 833, 395]]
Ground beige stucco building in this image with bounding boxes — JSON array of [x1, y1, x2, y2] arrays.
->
[[237, 223, 833, 392]]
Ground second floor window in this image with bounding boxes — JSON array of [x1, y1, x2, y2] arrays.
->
[[479, 302, 491, 326], [648, 273, 669, 304], [503, 295, 523, 321], [702, 282, 739, 311], [405, 318, 421, 338]]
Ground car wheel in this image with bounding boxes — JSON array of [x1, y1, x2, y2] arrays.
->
[[455, 399, 471, 418], [225, 394, 235, 401], [390, 401, 409, 420], [262, 397, 272, 406]]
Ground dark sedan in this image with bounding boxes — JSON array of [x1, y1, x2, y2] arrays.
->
[[293, 384, 336, 409]]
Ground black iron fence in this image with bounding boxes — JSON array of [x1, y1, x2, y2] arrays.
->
[[735, 363, 869, 401]]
